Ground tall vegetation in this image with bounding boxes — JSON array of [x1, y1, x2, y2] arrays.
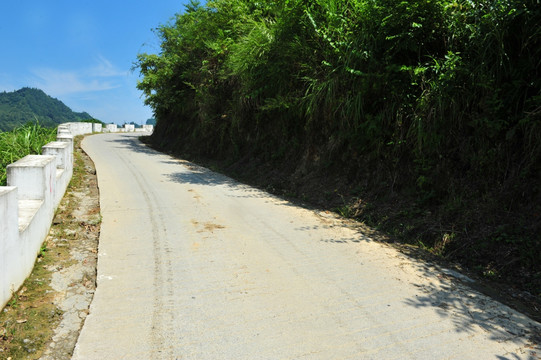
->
[[0, 123, 57, 185], [136, 0, 541, 291]]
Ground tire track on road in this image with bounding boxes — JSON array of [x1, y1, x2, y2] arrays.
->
[[115, 142, 177, 359]]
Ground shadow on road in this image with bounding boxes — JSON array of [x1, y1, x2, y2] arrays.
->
[[164, 161, 303, 204], [293, 223, 372, 244], [105, 134, 159, 156], [166, 168, 236, 188], [401, 262, 541, 358]]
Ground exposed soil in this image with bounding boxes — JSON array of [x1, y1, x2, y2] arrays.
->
[[0, 136, 100, 359]]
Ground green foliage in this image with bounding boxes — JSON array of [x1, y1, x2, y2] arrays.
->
[[0, 88, 95, 131], [135, 0, 541, 182], [0, 123, 57, 185]]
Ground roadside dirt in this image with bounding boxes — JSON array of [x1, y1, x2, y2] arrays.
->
[[0, 136, 100, 359]]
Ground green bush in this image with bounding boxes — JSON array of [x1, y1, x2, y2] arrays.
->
[[136, 0, 540, 171], [0, 123, 57, 185]]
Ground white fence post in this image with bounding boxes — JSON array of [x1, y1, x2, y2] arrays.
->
[[42, 141, 72, 207], [0, 187, 19, 305]]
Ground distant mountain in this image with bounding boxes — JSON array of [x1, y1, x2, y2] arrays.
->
[[0, 87, 95, 131]]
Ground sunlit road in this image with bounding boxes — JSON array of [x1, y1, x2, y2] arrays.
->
[[73, 133, 540, 359]]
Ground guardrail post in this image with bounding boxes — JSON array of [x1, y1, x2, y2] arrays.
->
[[0, 187, 19, 306]]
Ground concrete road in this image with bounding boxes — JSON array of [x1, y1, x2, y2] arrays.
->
[[74, 133, 540, 359]]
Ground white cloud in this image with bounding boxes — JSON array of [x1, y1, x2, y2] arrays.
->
[[88, 55, 127, 78], [30, 55, 125, 97]]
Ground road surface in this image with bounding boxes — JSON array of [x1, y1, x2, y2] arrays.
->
[[74, 133, 540, 359]]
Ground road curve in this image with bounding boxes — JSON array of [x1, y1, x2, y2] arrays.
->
[[73, 133, 540, 359]]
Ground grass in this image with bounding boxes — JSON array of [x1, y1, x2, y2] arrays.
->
[[0, 122, 57, 185]]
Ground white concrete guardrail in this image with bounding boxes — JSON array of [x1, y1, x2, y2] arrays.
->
[[0, 122, 153, 309]]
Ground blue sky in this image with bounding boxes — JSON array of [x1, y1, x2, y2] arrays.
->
[[0, 1, 195, 125]]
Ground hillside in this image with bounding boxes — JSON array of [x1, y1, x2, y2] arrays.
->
[[0, 88, 94, 131]]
